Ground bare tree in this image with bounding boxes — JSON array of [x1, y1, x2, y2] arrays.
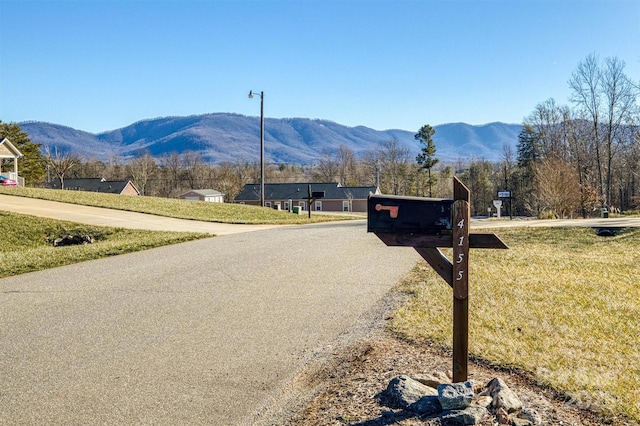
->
[[71, 156, 107, 179], [601, 56, 638, 208], [435, 165, 454, 198], [103, 154, 126, 180], [273, 163, 305, 183], [500, 143, 516, 189], [336, 144, 358, 186], [212, 162, 244, 202], [569, 54, 604, 205], [360, 150, 381, 188], [127, 153, 158, 196], [313, 149, 340, 182], [378, 137, 410, 195], [533, 157, 582, 218], [181, 151, 204, 189], [46, 147, 78, 190], [568, 54, 639, 207], [160, 152, 182, 194], [526, 98, 569, 159]]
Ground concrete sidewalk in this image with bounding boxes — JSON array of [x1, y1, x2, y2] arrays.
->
[[0, 194, 284, 235]]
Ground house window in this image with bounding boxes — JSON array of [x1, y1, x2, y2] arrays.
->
[[284, 202, 289, 211], [343, 201, 350, 212], [265, 201, 272, 208], [315, 201, 322, 211], [298, 201, 306, 210]]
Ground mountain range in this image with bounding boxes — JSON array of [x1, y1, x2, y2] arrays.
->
[[19, 113, 522, 165]]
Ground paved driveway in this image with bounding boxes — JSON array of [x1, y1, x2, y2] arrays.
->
[[0, 215, 420, 425], [0, 194, 279, 235]]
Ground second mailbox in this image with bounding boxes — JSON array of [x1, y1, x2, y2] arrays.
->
[[368, 194, 454, 235]]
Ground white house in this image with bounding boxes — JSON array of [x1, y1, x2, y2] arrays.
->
[[0, 138, 24, 186], [178, 189, 225, 203]]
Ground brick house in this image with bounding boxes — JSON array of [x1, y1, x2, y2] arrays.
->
[[46, 178, 140, 195]]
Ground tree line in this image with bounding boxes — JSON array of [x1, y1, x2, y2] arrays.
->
[[2, 54, 638, 217], [514, 54, 639, 217]]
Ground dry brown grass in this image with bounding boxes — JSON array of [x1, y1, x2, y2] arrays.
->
[[389, 227, 640, 422]]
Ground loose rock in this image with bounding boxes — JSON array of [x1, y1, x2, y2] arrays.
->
[[495, 406, 510, 424], [379, 374, 566, 425], [409, 395, 442, 415], [412, 371, 450, 388], [384, 375, 437, 408], [474, 395, 493, 408], [438, 381, 474, 410], [487, 377, 523, 413], [520, 407, 542, 425], [438, 405, 488, 425], [512, 418, 534, 426]]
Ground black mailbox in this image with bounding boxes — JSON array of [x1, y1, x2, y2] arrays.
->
[[368, 194, 454, 235]]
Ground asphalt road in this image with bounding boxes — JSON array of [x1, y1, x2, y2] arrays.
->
[[0, 198, 422, 425]]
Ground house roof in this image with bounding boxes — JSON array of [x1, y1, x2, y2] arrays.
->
[[46, 178, 140, 195], [0, 138, 24, 158], [235, 182, 378, 202], [179, 189, 225, 197]]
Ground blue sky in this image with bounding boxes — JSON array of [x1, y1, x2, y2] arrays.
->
[[1, 0, 638, 133]]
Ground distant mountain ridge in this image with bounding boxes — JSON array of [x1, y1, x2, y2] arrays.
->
[[19, 114, 522, 165]]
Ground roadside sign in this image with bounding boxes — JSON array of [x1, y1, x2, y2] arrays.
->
[[498, 191, 510, 198], [493, 200, 502, 218]]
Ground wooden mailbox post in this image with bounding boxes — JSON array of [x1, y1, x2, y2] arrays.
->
[[368, 177, 507, 382], [304, 184, 325, 219]]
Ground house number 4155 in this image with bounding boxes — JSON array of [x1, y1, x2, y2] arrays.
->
[[456, 219, 466, 280]]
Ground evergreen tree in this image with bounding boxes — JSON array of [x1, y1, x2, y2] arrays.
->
[[0, 121, 47, 185], [516, 123, 543, 215], [516, 123, 542, 168], [415, 124, 439, 197]]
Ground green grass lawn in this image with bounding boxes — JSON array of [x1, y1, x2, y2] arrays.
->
[[0, 211, 208, 278], [389, 226, 640, 422], [0, 186, 351, 224]]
